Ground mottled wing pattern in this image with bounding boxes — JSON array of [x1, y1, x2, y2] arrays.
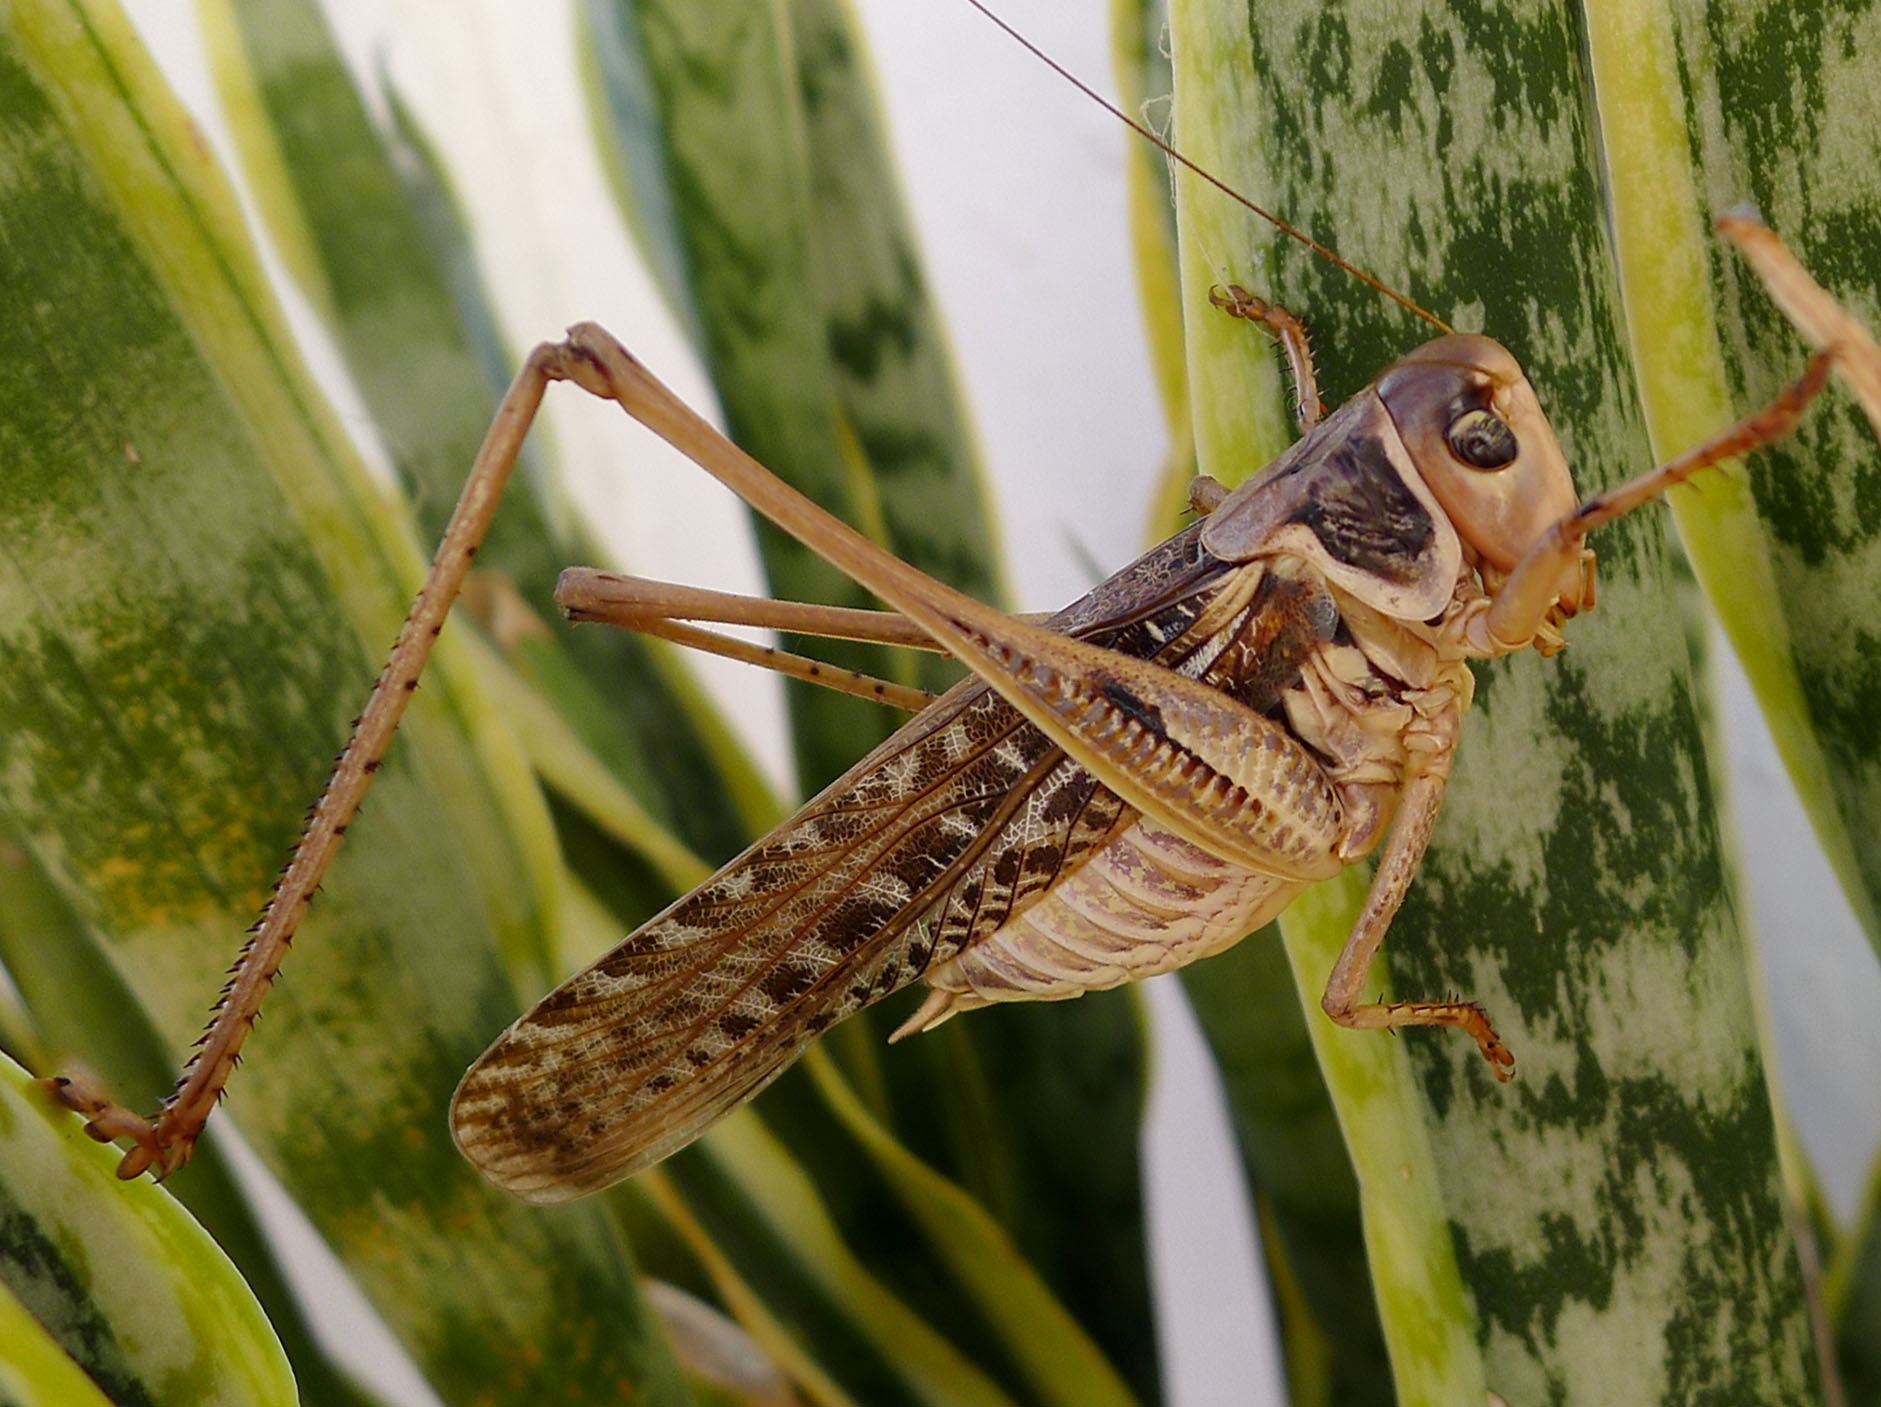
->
[[451, 680, 1059, 1199], [452, 523, 1294, 1201]]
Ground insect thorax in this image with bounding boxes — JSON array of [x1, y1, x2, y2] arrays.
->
[[913, 545, 1478, 1020]]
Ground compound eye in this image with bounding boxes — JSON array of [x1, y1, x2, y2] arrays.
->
[[1445, 408, 1519, 469]]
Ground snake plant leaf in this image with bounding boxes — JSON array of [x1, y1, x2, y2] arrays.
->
[[579, 0, 952, 793], [578, 0, 1004, 769], [1108, 2, 1384, 1396], [800, 1048, 1139, 1407], [578, 0, 700, 351], [1177, 932, 1389, 1407], [580, 3, 1157, 1393], [618, 1177, 862, 1407], [1725, 225, 1881, 1388], [1590, 0, 1881, 957], [641, 1279, 802, 1407], [199, 0, 758, 873], [1169, 0, 1823, 1400], [0, 1053, 295, 1407], [1835, 1174, 1881, 1400], [0, 0, 687, 1399], [0, 1278, 116, 1407], [0, 833, 390, 1407], [1108, 0, 1199, 542], [654, 1123, 1022, 1407], [883, 994, 1151, 1398], [646, 999, 1148, 1405]]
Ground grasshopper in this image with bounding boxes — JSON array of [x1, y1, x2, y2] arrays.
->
[[47, 18, 1848, 1206]]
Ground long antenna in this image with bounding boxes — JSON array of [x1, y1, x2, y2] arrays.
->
[[961, 0, 1452, 334]]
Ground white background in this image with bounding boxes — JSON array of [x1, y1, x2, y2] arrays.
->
[[117, 2, 1881, 1404]]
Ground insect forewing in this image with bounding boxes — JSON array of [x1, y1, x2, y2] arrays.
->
[[451, 526, 1240, 1200]]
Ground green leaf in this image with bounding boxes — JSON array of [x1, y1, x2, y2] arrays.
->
[[1169, 0, 1823, 1399], [1178, 935, 1389, 1407], [641, 1279, 804, 1407], [579, 0, 1003, 773], [801, 1049, 1139, 1407], [656, 1121, 1020, 1407], [0, 1278, 116, 1407], [201, 0, 760, 872], [583, 3, 1157, 1393], [1833, 1159, 1881, 1399], [581, 0, 927, 792], [1110, 5, 1385, 1394], [1114, 4, 1384, 1397], [1109, 0, 1198, 543], [1597, 0, 1881, 959], [0, 1053, 295, 1407], [0, 832, 390, 1407], [0, 0, 688, 1398]]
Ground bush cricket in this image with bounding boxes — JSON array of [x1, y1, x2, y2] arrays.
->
[[43, 9, 1860, 1207]]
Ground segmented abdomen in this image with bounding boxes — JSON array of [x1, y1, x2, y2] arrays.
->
[[909, 818, 1303, 1022]]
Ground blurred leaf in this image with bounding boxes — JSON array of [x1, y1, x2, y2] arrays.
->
[[582, 2, 1157, 1393], [0, 834, 387, 1407], [659, 1121, 1020, 1407], [1178, 936, 1388, 1406], [579, 0, 999, 786], [0, 1053, 294, 1407], [1834, 1159, 1881, 1399], [621, 1179, 855, 1407], [1108, 0, 1197, 542], [0, 1278, 116, 1407], [802, 1049, 1138, 1407], [201, 0, 760, 874], [643, 1280, 803, 1407], [0, 0, 687, 1398]]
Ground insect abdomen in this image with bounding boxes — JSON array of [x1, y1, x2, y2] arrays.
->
[[903, 817, 1304, 1028]]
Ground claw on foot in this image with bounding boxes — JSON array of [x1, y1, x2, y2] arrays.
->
[[41, 1073, 189, 1180], [1457, 1005, 1517, 1083]]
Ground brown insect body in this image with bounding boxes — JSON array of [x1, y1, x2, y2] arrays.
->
[[449, 332, 1593, 1202], [50, 237, 1838, 1198]]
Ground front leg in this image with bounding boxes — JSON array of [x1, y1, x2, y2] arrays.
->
[[1319, 766, 1516, 1080]]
